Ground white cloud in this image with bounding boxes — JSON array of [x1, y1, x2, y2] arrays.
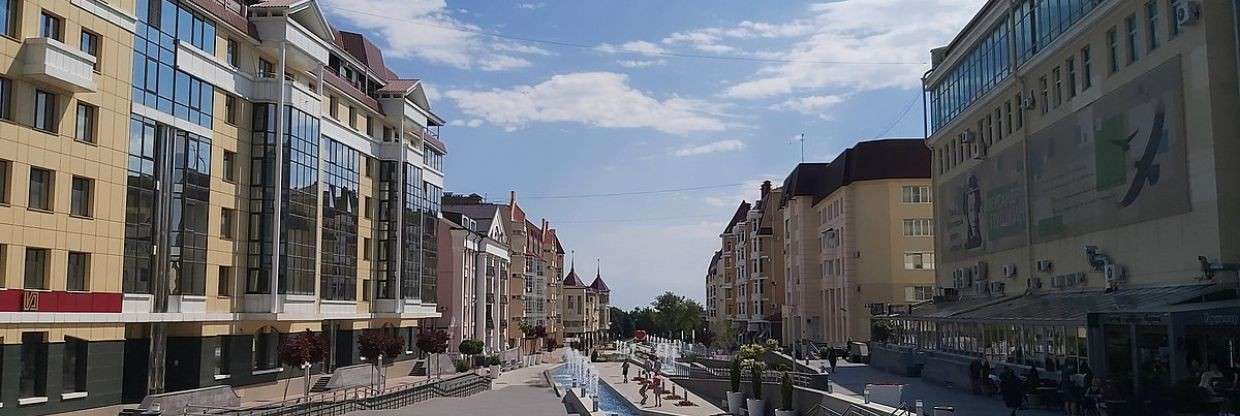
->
[[516, 2, 545, 9], [775, 94, 847, 118], [595, 41, 668, 56], [320, 0, 547, 71], [723, 0, 977, 98], [449, 119, 484, 128], [617, 59, 667, 68], [444, 72, 731, 135], [673, 140, 747, 157]]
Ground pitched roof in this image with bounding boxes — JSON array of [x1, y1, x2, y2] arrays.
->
[[779, 138, 931, 206], [723, 201, 751, 234], [443, 204, 502, 234], [563, 266, 585, 287], [589, 271, 610, 292], [337, 31, 398, 81]]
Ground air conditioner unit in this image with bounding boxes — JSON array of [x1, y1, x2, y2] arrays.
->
[[1036, 260, 1053, 272], [1105, 264, 1127, 283], [1176, 1, 1201, 27], [1002, 263, 1017, 278], [960, 130, 977, 143], [989, 281, 1006, 295], [1020, 95, 1037, 110]]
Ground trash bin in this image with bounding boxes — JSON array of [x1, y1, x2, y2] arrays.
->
[[932, 406, 955, 415]]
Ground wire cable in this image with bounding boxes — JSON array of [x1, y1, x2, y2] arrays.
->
[[323, 6, 929, 66], [512, 183, 749, 200], [872, 92, 922, 139]]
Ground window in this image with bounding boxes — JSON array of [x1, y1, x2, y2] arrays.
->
[[363, 237, 372, 260], [80, 30, 100, 71], [221, 208, 234, 239], [348, 106, 357, 129], [34, 90, 56, 132], [28, 167, 53, 211], [1066, 58, 1077, 98], [225, 95, 237, 125], [1052, 67, 1062, 107], [1004, 101, 1012, 134], [1081, 46, 1093, 90], [366, 115, 375, 137], [226, 38, 239, 67], [61, 336, 87, 395], [253, 327, 279, 371], [329, 95, 338, 119], [20, 332, 48, 399], [40, 12, 61, 41], [0, 76, 10, 120], [1013, 93, 1023, 128], [901, 185, 931, 203], [1107, 28, 1119, 73], [70, 176, 92, 217], [259, 58, 274, 77], [905, 286, 934, 302], [214, 336, 231, 376], [75, 103, 96, 143], [903, 218, 934, 237], [1146, 1, 1160, 51], [0, 159, 9, 204], [0, 244, 6, 286], [0, 0, 17, 38], [223, 150, 236, 182], [1126, 14, 1139, 64], [24, 247, 49, 289], [364, 196, 373, 219], [67, 252, 89, 291], [1038, 76, 1049, 114], [903, 251, 935, 270], [218, 266, 232, 297]]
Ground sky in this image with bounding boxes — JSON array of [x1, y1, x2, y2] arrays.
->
[[320, 0, 983, 309]]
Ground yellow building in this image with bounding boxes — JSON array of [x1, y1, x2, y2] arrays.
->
[[780, 139, 934, 346], [880, 0, 1240, 391], [0, 0, 446, 414]]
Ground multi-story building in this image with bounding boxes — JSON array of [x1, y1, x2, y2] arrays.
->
[[438, 203, 510, 354], [879, 0, 1240, 391], [705, 250, 722, 324], [561, 263, 611, 348], [718, 182, 786, 342], [0, 0, 446, 414], [782, 165, 827, 344], [718, 201, 749, 340]]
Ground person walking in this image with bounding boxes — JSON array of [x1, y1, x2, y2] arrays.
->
[[622, 360, 630, 383], [1000, 367, 1025, 416], [828, 347, 839, 373], [638, 373, 650, 406], [970, 358, 983, 395], [652, 373, 663, 407]]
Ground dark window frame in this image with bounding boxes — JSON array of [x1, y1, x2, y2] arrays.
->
[[70, 175, 93, 218], [67, 251, 89, 291], [75, 102, 97, 144], [34, 89, 57, 133], [28, 167, 53, 212]]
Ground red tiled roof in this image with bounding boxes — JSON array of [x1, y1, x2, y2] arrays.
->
[[338, 31, 399, 81]]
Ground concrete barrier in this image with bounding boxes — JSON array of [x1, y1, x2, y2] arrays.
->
[[140, 384, 240, 415], [674, 377, 899, 416], [326, 363, 381, 389], [870, 344, 925, 376]]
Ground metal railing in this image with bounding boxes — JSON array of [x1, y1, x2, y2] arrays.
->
[[184, 372, 491, 416], [807, 403, 914, 416], [685, 366, 832, 392]]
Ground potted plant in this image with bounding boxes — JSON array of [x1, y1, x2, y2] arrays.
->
[[487, 355, 502, 378], [747, 362, 766, 416], [776, 371, 795, 416], [727, 358, 745, 415], [458, 340, 484, 370]]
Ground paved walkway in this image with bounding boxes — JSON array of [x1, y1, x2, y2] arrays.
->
[[825, 361, 1061, 416], [595, 361, 727, 416], [350, 356, 569, 416]]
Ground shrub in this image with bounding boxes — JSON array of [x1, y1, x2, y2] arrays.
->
[[486, 355, 502, 366], [591, 349, 599, 362], [453, 359, 470, 372], [459, 340, 484, 356]]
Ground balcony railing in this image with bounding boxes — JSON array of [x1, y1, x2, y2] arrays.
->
[[21, 37, 96, 92]]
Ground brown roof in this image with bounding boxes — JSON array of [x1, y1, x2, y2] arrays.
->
[[723, 201, 751, 234], [338, 31, 399, 81], [250, 0, 305, 7], [563, 267, 585, 287], [323, 70, 384, 114], [778, 138, 930, 206], [589, 273, 610, 292], [379, 79, 420, 94], [187, 0, 256, 38], [422, 130, 448, 154]]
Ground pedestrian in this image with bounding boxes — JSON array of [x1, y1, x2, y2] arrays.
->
[[828, 347, 839, 373], [981, 359, 993, 395], [622, 360, 630, 383], [1000, 367, 1025, 416], [1059, 368, 1079, 416], [638, 374, 650, 406], [970, 358, 983, 395]]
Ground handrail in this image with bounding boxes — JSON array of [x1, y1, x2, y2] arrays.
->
[[185, 372, 491, 416]]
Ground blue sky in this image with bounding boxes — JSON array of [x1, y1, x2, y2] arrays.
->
[[321, 0, 982, 309]]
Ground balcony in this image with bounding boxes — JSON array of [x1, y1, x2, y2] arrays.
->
[[251, 15, 330, 73], [21, 37, 96, 92], [251, 73, 321, 117]]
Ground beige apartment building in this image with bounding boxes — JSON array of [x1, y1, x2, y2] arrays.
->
[[705, 250, 722, 324], [714, 201, 748, 338], [721, 181, 787, 342], [0, 0, 448, 414], [561, 263, 611, 348], [437, 202, 511, 355], [878, 0, 1240, 391], [781, 139, 934, 346]]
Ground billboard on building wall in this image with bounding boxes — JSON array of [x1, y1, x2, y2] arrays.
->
[[1028, 58, 1189, 242], [940, 58, 1189, 261]]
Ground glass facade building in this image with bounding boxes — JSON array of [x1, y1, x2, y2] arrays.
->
[[321, 138, 360, 301], [246, 104, 320, 295], [132, 0, 215, 128]]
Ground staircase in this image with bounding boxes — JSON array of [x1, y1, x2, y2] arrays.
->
[[310, 375, 332, 392]]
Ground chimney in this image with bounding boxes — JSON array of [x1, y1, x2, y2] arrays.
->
[[509, 191, 517, 221], [542, 218, 548, 240], [760, 180, 772, 198]]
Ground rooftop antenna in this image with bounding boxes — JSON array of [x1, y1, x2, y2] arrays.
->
[[596, 258, 601, 277], [799, 132, 806, 162]]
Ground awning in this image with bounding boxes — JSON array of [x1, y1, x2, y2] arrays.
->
[[909, 283, 1227, 324]]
